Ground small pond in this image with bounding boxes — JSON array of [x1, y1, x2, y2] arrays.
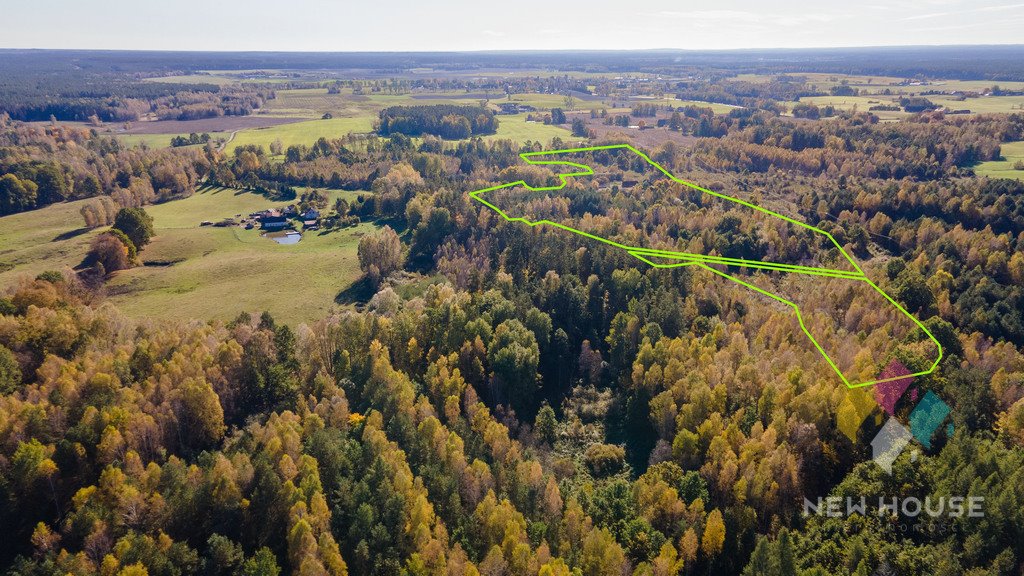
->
[[265, 231, 302, 245]]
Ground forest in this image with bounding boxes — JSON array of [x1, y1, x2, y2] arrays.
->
[[377, 106, 499, 140], [2, 47, 1024, 575]]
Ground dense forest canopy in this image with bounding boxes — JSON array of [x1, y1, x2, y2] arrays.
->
[[377, 105, 499, 139], [2, 48, 1024, 576]]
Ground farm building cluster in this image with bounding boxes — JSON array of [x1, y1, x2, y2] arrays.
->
[[251, 206, 323, 231], [200, 205, 328, 232]]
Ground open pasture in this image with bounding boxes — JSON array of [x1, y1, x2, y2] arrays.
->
[[974, 140, 1024, 181], [0, 187, 374, 325]]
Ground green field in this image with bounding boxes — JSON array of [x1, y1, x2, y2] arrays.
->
[[798, 93, 1024, 118], [226, 117, 376, 153], [927, 95, 1024, 114], [796, 95, 909, 118], [262, 88, 376, 118], [45, 87, 588, 154], [974, 141, 1024, 180], [228, 109, 573, 153], [0, 187, 375, 325], [145, 74, 238, 86], [483, 113, 573, 144], [503, 93, 607, 111], [263, 88, 515, 118], [0, 199, 101, 284], [640, 96, 740, 115], [114, 133, 191, 148]]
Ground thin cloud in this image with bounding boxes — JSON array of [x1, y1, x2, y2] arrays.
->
[[905, 14, 1024, 30], [902, 2, 1024, 20], [653, 9, 844, 27]]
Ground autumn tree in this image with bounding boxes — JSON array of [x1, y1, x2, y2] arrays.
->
[[358, 225, 405, 288], [88, 232, 131, 274], [0, 344, 21, 393], [701, 509, 725, 559], [80, 196, 120, 228]]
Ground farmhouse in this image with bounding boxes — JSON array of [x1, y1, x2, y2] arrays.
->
[[497, 103, 537, 115], [260, 210, 290, 230]]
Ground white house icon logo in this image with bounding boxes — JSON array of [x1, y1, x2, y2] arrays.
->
[[839, 360, 953, 474]]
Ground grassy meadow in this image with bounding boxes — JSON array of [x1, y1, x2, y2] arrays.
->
[[640, 97, 740, 115], [926, 95, 1024, 114], [0, 199, 101, 284], [974, 141, 1024, 181], [226, 117, 375, 153], [115, 133, 189, 148], [145, 74, 239, 86], [795, 94, 1024, 119], [0, 187, 375, 325], [484, 113, 572, 143]]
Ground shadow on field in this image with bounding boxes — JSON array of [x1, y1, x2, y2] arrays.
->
[[52, 227, 91, 242], [335, 276, 375, 306]]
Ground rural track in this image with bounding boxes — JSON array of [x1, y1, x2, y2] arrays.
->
[[217, 129, 238, 151]]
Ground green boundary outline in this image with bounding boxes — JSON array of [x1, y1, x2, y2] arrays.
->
[[468, 143, 943, 389]]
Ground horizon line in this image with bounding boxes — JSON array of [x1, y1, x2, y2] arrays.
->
[[1, 43, 1024, 55]]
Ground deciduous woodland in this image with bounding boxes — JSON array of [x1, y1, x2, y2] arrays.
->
[[1, 49, 1024, 576], [377, 106, 499, 140]]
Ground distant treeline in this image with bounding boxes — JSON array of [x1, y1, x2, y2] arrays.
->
[[0, 88, 270, 123], [377, 105, 498, 139], [4, 47, 1024, 79], [0, 55, 273, 122]]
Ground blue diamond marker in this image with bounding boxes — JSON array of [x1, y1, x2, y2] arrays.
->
[[909, 391, 951, 449]]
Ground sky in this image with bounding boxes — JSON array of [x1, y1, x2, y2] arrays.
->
[[3, 0, 1024, 51]]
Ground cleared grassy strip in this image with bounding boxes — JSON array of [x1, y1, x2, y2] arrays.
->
[[638, 97, 740, 114], [798, 93, 1024, 117], [483, 113, 574, 144], [927, 95, 1024, 114], [974, 141, 1024, 181], [114, 133, 186, 148], [145, 74, 237, 86], [503, 93, 606, 111], [226, 117, 375, 153]]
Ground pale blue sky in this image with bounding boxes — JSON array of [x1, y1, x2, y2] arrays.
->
[[3, 0, 1023, 51]]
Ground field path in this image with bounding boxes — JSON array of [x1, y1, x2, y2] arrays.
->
[[218, 129, 240, 152]]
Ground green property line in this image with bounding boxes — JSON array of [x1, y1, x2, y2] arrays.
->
[[468, 143, 943, 389]]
